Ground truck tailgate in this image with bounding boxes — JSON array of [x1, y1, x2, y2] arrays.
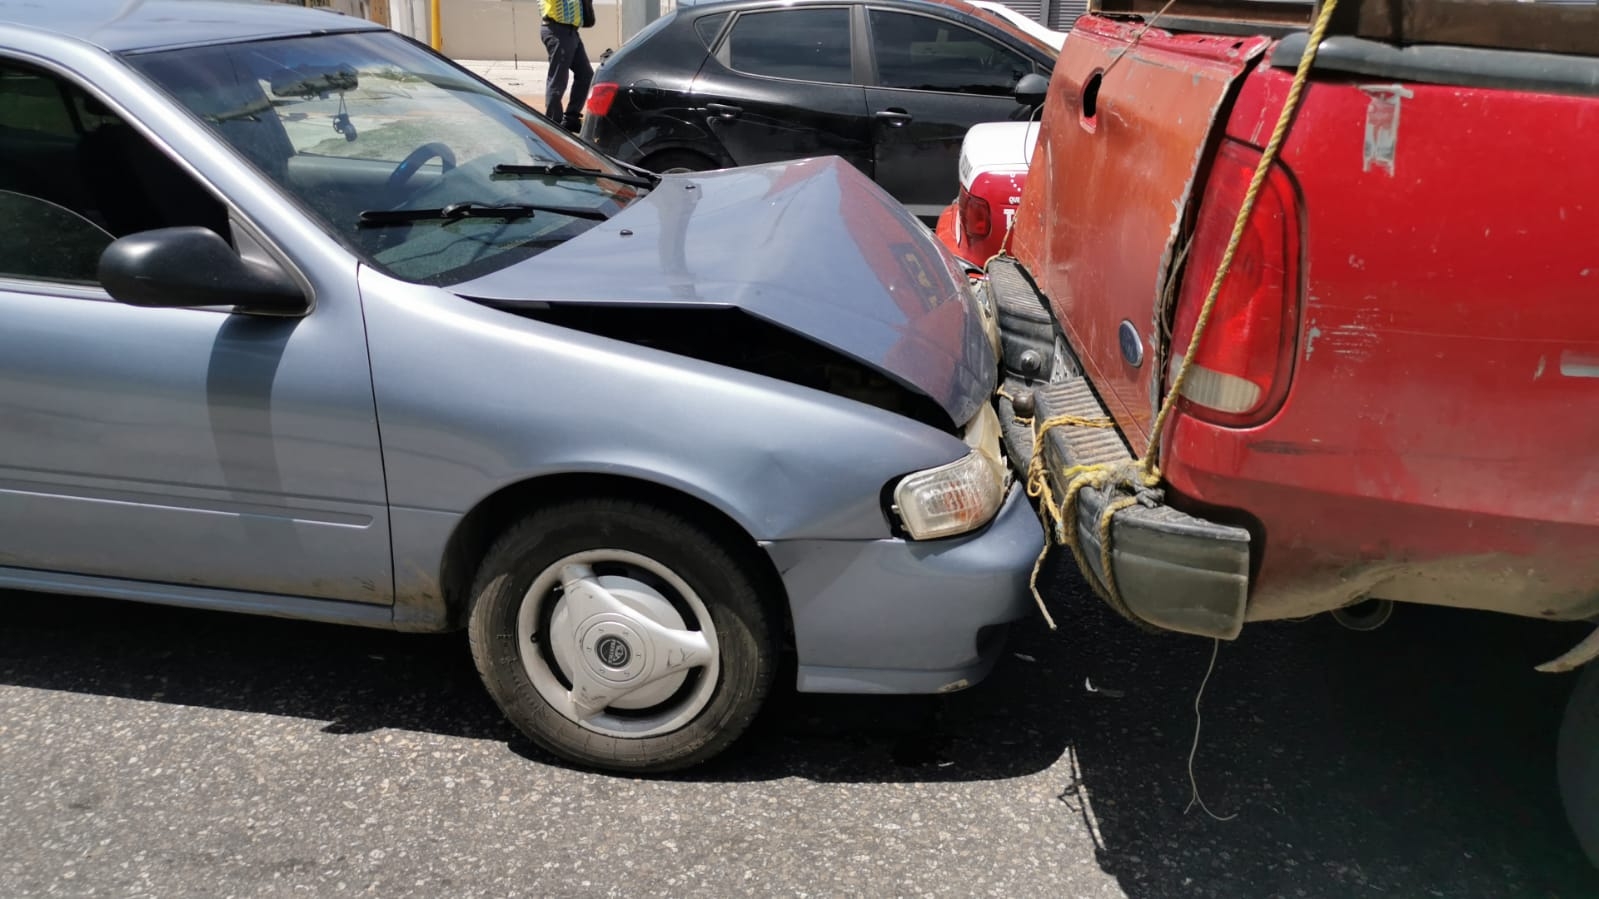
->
[[1012, 18, 1272, 449]]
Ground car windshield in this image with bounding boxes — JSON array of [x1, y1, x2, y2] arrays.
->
[[129, 31, 642, 285]]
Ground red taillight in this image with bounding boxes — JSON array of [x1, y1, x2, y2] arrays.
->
[[959, 186, 991, 241], [1169, 139, 1300, 424], [585, 83, 618, 117]]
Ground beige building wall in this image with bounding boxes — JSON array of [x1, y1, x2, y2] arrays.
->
[[440, 0, 625, 60]]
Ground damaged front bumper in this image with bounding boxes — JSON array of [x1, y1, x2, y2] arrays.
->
[[988, 263, 1253, 640], [767, 484, 1044, 694]]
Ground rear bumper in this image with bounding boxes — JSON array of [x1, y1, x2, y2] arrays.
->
[[767, 484, 1043, 694], [987, 260, 1252, 639], [578, 115, 643, 163]]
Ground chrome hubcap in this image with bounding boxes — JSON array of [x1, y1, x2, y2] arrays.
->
[[518, 550, 719, 737]]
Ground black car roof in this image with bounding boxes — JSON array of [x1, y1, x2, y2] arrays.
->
[[666, 0, 1055, 59], [0, 0, 382, 54]]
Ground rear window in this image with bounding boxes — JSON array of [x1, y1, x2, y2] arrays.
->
[[719, 8, 854, 84], [694, 11, 730, 47]]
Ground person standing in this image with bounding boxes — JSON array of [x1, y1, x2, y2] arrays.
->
[[540, 0, 592, 133]]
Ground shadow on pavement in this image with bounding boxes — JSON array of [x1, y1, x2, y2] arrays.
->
[[1040, 576, 1599, 899], [3, 560, 1597, 897], [0, 585, 1071, 783]]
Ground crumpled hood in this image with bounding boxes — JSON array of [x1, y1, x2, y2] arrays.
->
[[452, 156, 996, 427]]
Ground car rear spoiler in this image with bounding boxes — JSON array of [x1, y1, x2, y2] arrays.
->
[[1089, 0, 1599, 57]]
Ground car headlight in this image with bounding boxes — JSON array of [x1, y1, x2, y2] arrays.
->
[[892, 448, 1005, 540]]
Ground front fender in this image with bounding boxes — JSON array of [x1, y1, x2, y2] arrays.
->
[[358, 267, 971, 545]]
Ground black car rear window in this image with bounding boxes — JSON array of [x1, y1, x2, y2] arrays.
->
[[721, 8, 853, 84], [693, 12, 729, 48]]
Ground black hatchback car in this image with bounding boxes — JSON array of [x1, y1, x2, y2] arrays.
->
[[579, 0, 1056, 219]]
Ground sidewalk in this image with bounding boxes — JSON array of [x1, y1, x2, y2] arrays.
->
[[456, 59, 551, 106]]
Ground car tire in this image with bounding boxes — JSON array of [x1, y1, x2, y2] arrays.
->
[[641, 149, 717, 175], [468, 498, 775, 772], [1559, 663, 1599, 868]]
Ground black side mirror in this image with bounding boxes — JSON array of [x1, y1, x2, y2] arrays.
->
[[98, 227, 307, 315], [1014, 73, 1050, 108]]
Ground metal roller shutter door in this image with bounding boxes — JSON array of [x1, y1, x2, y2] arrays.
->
[[999, 0, 1046, 23], [1048, 0, 1089, 31]]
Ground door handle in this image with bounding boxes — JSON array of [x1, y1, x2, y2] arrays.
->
[[875, 108, 913, 127], [706, 102, 743, 119]]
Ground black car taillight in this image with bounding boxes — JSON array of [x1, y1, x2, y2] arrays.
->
[[586, 82, 618, 117], [1169, 139, 1302, 425]]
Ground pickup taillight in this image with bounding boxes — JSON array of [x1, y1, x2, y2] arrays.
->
[[1169, 139, 1301, 425]]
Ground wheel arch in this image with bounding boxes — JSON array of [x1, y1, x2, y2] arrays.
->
[[436, 472, 793, 642], [638, 144, 726, 172]]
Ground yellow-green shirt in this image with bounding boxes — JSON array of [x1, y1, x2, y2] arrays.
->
[[542, 0, 581, 26]]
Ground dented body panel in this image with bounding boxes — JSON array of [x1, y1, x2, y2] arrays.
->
[[1007, 12, 1599, 628], [455, 158, 996, 429], [1013, 18, 1273, 448]]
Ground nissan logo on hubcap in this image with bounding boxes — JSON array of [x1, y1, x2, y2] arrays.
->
[[595, 635, 631, 669]]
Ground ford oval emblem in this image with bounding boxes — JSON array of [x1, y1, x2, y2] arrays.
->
[[1118, 321, 1144, 368]]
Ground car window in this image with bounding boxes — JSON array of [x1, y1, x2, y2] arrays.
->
[[719, 8, 853, 84], [868, 9, 1032, 95], [693, 11, 729, 48], [0, 68, 74, 136], [0, 190, 114, 284], [0, 60, 231, 286]]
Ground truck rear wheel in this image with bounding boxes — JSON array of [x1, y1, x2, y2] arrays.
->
[[1559, 663, 1599, 867]]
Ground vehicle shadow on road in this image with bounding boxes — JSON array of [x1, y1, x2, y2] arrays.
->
[[3, 570, 1597, 897], [1021, 579, 1599, 899], [0, 585, 1071, 783]]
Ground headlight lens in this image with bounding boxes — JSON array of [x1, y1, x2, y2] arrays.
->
[[892, 449, 1005, 540]]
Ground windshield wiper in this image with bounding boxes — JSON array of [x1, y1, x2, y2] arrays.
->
[[493, 162, 659, 189], [357, 201, 608, 227]]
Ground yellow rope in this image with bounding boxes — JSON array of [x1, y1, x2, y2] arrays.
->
[[1025, 0, 1340, 625]]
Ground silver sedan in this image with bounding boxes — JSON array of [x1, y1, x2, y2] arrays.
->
[[0, 0, 1042, 771]]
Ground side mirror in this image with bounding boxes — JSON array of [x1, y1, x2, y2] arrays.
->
[[1014, 73, 1050, 108], [98, 227, 307, 315]]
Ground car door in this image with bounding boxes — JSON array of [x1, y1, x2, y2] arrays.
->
[[689, 5, 873, 176], [0, 59, 393, 605], [864, 7, 1038, 218]]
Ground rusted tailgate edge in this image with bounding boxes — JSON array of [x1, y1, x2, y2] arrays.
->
[[1091, 0, 1313, 35], [1011, 18, 1271, 449]]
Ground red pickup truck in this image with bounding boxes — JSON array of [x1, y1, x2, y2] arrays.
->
[[990, 0, 1599, 864]]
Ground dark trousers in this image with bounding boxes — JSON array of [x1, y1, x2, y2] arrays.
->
[[540, 20, 592, 126]]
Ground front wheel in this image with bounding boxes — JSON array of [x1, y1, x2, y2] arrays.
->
[[1559, 663, 1599, 868], [468, 498, 775, 772]]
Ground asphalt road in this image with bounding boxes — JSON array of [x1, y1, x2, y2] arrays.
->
[[3, 560, 1596, 898]]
